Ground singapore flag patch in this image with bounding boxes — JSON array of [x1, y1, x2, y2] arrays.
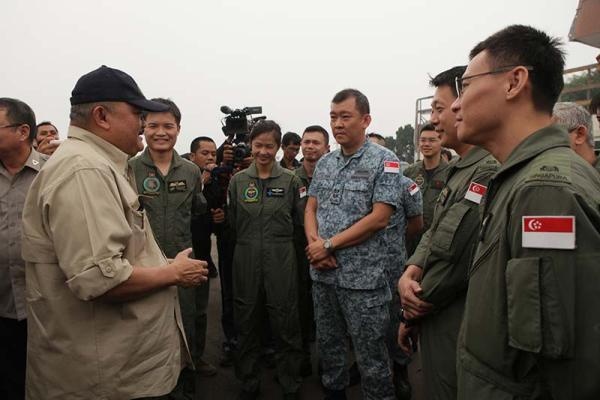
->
[[522, 216, 575, 249], [408, 182, 420, 196], [384, 161, 400, 174], [464, 182, 487, 204]]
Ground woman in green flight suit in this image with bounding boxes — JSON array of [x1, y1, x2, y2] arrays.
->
[[228, 120, 305, 400]]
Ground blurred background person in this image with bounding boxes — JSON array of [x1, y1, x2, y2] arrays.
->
[[34, 120, 61, 156], [189, 135, 238, 367], [0, 98, 45, 400], [280, 131, 301, 170], [294, 125, 330, 376], [553, 102, 599, 173], [403, 123, 449, 256]]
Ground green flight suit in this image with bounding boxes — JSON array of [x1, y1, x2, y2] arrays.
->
[[228, 162, 304, 394], [407, 147, 499, 400], [129, 149, 208, 398], [404, 158, 450, 255], [458, 126, 600, 399], [293, 165, 314, 349], [594, 158, 600, 175]]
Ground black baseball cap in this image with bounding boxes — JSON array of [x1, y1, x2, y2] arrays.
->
[[70, 65, 169, 112]]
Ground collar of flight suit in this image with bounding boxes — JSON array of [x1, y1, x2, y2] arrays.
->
[[294, 164, 309, 180], [67, 126, 130, 175], [245, 160, 286, 179], [453, 145, 490, 170], [495, 124, 570, 178], [138, 147, 186, 173]]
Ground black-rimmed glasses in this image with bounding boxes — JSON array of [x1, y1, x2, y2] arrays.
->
[[0, 123, 23, 130], [455, 65, 534, 97]]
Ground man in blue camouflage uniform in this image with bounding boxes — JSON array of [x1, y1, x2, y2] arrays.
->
[[384, 175, 423, 398], [305, 89, 401, 400]]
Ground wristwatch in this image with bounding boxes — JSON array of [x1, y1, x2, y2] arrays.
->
[[323, 238, 334, 253]]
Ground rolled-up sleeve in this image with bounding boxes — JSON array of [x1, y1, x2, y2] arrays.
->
[[46, 168, 134, 300]]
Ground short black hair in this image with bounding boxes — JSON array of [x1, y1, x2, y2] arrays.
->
[[469, 24, 565, 114], [190, 136, 215, 153], [148, 97, 182, 125], [590, 93, 600, 114], [419, 123, 439, 138], [303, 125, 329, 145], [249, 120, 282, 146], [429, 66, 467, 98], [36, 121, 58, 131], [367, 132, 385, 141], [332, 88, 370, 115], [441, 148, 453, 161], [282, 131, 301, 147], [0, 97, 36, 142]]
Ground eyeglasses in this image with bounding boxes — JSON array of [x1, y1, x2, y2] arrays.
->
[[0, 123, 23, 130], [455, 65, 534, 97], [419, 137, 440, 143]]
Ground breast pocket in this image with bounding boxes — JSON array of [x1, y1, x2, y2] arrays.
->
[[343, 180, 371, 214], [431, 202, 473, 252]]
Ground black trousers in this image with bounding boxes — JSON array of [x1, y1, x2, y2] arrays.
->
[[0, 317, 27, 400]]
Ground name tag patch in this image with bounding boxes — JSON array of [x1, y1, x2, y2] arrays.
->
[[384, 161, 400, 174], [522, 216, 575, 249], [267, 187, 285, 197], [464, 182, 487, 204], [168, 180, 188, 193], [352, 169, 370, 179]]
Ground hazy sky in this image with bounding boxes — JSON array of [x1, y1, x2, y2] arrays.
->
[[2, 0, 598, 154]]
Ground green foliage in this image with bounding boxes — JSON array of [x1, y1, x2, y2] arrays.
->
[[560, 69, 600, 103], [382, 124, 415, 163]]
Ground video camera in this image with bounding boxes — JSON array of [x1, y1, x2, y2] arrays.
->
[[220, 105, 266, 165]]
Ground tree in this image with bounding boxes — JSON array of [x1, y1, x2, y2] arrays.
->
[[560, 69, 600, 103], [395, 124, 415, 163]]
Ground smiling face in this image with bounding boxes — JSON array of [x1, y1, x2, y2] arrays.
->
[[251, 131, 279, 167], [430, 85, 460, 150], [143, 111, 180, 152], [452, 50, 507, 146], [418, 129, 442, 159], [301, 131, 329, 163]]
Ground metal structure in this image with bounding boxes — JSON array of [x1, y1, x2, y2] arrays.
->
[[413, 95, 433, 161]]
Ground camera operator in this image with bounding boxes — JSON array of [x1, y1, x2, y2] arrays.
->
[[189, 136, 240, 367]]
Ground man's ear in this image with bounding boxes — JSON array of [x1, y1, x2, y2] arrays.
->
[[505, 66, 530, 101], [572, 125, 588, 146], [17, 124, 30, 142], [91, 105, 111, 130]]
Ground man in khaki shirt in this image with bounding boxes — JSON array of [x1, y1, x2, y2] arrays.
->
[[21, 65, 208, 400], [0, 97, 45, 400]]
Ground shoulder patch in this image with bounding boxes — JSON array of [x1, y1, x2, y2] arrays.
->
[[525, 152, 572, 184]]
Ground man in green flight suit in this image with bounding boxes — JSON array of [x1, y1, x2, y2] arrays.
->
[[452, 25, 600, 399], [398, 66, 499, 400], [129, 98, 209, 399], [228, 120, 305, 400], [403, 123, 449, 256], [293, 125, 330, 375]]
